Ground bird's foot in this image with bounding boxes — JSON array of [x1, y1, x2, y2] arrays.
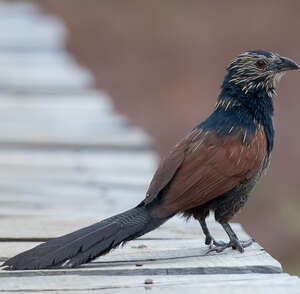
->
[[205, 236, 227, 249], [206, 238, 253, 254]]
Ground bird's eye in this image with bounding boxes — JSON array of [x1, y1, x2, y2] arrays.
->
[[256, 60, 266, 68]]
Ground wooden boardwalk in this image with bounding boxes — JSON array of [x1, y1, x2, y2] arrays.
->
[[0, 2, 299, 293]]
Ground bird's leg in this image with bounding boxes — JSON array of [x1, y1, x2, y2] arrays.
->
[[207, 222, 253, 254], [198, 218, 226, 249], [198, 218, 213, 246]]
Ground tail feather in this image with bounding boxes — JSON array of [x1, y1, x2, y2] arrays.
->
[[3, 206, 167, 270]]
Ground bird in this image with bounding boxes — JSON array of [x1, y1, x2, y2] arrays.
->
[[3, 50, 299, 270]]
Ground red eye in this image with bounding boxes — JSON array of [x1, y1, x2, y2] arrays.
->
[[256, 60, 266, 68]]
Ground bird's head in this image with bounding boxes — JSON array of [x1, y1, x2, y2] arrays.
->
[[225, 50, 299, 96]]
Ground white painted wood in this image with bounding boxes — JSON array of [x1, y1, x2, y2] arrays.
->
[[0, 149, 157, 171], [0, 224, 280, 275], [0, 231, 245, 259], [0, 171, 151, 190], [0, 9, 65, 50], [0, 216, 101, 240], [0, 127, 151, 148], [0, 110, 126, 126], [0, 91, 113, 112], [0, 168, 153, 186], [0, 111, 127, 130], [0, 63, 92, 91], [86, 243, 281, 273], [0, 2, 38, 16], [0, 51, 75, 65], [0, 274, 299, 293], [1, 239, 274, 268], [0, 213, 246, 240], [0, 185, 145, 218], [0, 163, 153, 177]]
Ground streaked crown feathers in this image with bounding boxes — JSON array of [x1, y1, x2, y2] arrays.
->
[[227, 50, 283, 96]]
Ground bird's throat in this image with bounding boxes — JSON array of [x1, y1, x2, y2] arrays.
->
[[198, 83, 274, 154], [220, 83, 274, 154]]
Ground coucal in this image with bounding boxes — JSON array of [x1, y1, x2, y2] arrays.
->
[[4, 50, 299, 270]]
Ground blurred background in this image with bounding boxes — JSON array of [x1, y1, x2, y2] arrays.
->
[[19, 0, 300, 274]]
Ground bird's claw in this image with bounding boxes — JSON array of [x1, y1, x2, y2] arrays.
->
[[205, 236, 227, 249], [206, 238, 254, 254]]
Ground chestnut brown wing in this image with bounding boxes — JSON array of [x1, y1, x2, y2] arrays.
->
[[143, 127, 267, 218], [142, 131, 192, 205]]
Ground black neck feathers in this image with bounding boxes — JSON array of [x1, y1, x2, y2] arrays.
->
[[197, 75, 274, 154]]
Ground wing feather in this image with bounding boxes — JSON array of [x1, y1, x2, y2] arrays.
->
[[143, 127, 267, 218]]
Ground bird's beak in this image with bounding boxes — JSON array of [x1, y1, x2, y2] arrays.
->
[[269, 56, 299, 72]]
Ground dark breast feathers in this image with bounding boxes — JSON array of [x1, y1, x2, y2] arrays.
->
[[141, 126, 268, 218]]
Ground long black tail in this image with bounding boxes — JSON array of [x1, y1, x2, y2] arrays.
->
[[4, 206, 167, 270]]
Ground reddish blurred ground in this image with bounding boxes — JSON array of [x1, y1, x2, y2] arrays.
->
[[32, 0, 300, 274]]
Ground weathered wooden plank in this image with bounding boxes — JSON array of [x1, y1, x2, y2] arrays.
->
[[0, 2, 38, 16], [0, 187, 144, 218], [0, 237, 268, 265], [86, 244, 281, 275], [0, 51, 75, 65], [0, 112, 126, 127], [0, 173, 150, 192], [0, 216, 101, 240], [0, 63, 92, 91], [0, 213, 244, 240], [0, 113, 127, 131], [0, 127, 151, 149], [0, 11, 65, 51], [0, 94, 109, 115], [0, 165, 153, 179], [0, 91, 112, 112], [0, 240, 281, 276], [0, 274, 299, 293], [0, 169, 153, 187], [0, 149, 157, 170], [0, 169, 153, 191], [0, 150, 156, 187], [0, 233, 246, 260]]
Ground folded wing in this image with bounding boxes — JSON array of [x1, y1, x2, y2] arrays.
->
[[142, 127, 267, 218]]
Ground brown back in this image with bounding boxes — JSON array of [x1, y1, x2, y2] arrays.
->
[[142, 127, 267, 218]]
